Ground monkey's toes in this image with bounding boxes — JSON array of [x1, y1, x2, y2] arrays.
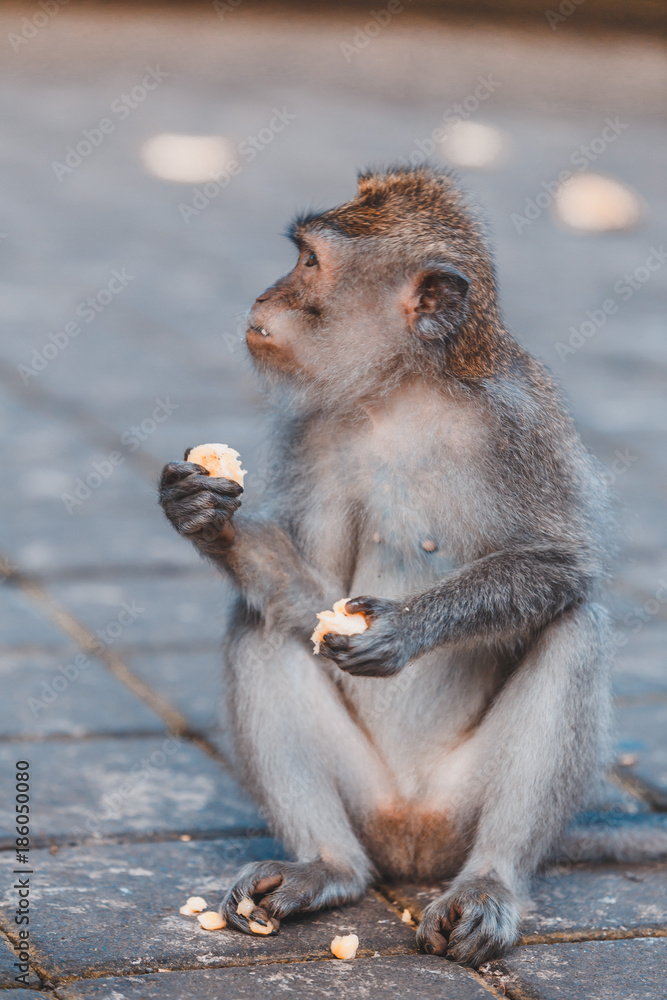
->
[[417, 877, 520, 967], [415, 912, 450, 956]]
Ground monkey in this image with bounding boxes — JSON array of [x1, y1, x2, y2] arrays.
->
[[159, 166, 667, 967]]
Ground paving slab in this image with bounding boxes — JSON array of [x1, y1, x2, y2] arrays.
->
[[0, 838, 416, 981], [56, 953, 490, 999], [522, 863, 667, 939], [0, 649, 165, 738], [488, 937, 667, 1000], [0, 737, 262, 844], [612, 624, 667, 697], [0, 584, 70, 647], [0, 932, 40, 989], [385, 862, 667, 941], [0, 989, 44, 1000], [0, 980, 44, 1000], [125, 649, 223, 731], [0, 391, 195, 576], [616, 701, 667, 792], [47, 574, 234, 650]]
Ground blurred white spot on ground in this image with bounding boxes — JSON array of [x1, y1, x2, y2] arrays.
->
[[140, 134, 234, 183], [440, 121, 505, 168], [554, 173, 641, 232]]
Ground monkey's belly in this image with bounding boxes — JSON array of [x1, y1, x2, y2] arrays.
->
[[358, 801, 471, 881]]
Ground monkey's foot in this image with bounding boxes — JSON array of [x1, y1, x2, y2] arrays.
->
[[416, 875, 520, 967], [219, 859, 365, 935]]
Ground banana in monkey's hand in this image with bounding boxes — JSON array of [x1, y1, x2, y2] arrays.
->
[[185, 443, 246, 486], [311, 599, 368, 654]]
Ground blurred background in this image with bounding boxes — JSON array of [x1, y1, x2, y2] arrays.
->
[[1, 1, 666, 800]]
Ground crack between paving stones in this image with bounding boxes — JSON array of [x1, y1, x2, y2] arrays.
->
[[518, 925, 667, 945], [1, 924, 59, 990], [28, 944, 422, 986], [10, 573, 238, 779], [0, 825, 268, 852]]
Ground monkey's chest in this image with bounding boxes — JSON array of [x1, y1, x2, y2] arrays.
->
[[353, 465, 458, 596]]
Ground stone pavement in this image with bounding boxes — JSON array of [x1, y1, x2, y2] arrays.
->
[[0, 4, 665, 997]]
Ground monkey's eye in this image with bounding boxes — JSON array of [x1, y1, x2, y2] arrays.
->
[[303, 251, 318, 267]]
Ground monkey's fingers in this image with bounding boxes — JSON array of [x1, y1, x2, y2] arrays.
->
[[164, 474, 243, 502], [318, 633, 351, 659], [219, 894, 279, 936], [166, 496, 241, 534], [160, 460, 207, 489], [416, 905, 452, 957], [345, 596, 393, 620], [416, 922, 449, 956]]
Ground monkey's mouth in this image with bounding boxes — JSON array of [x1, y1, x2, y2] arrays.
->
[[248, 324, 271, 338]]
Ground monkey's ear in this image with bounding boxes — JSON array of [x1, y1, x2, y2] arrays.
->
[[404, 267, 470, 340]]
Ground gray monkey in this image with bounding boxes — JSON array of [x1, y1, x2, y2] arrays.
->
[[159, 166, 667, 966]]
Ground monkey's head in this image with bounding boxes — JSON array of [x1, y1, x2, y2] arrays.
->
[[246, 166, 502, 400]]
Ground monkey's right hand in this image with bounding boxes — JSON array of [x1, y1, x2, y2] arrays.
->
[[158, 461, 243, 542]]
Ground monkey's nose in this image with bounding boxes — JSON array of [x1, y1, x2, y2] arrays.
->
[[255, 291, 270, 303]]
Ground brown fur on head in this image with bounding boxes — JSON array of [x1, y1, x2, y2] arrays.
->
[[246, 166, 519, 402]]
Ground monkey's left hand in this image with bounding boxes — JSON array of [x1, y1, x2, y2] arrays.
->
[[319, 597, 420, 677]]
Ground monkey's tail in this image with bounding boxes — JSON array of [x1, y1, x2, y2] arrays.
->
[[555, 811, 667, 864]]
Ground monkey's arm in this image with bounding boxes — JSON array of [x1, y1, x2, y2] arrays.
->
[[320, 544, 595, 677], [159, 461, 324, 634], [209, 515, 326, 634]]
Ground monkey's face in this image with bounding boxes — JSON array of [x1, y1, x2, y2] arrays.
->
[[246, 229, 470, 397], [246, 233, 397, 386]]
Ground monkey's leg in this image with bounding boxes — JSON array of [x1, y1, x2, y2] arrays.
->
[[416, 602, 611, 967], [219, 618, 388, 935]]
